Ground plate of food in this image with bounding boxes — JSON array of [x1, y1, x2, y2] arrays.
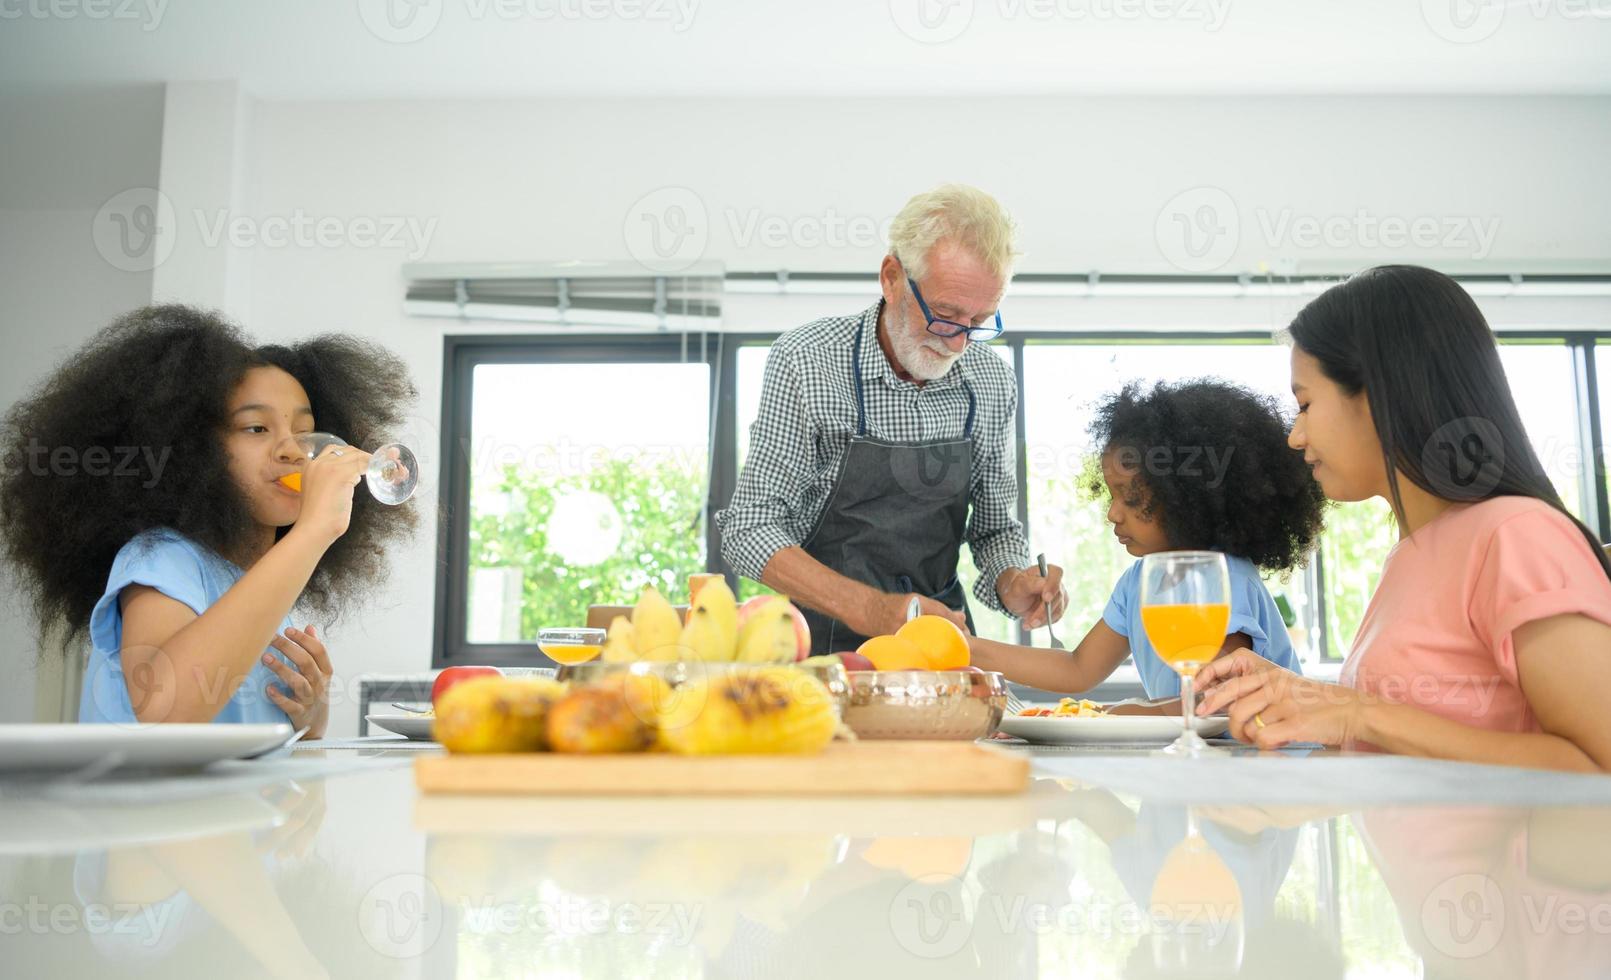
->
[[366, 711, 436, 741], [996, 698, 1230, 745]]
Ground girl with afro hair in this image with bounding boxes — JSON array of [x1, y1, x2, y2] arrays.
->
[[971, 378, 1326, 709], [1, 305, 418, 737]]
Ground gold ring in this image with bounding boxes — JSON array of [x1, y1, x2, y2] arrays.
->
[[1254, 713, 1267, 729]]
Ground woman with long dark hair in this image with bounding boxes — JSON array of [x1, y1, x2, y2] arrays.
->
[[1196, 265, 1611, 772]]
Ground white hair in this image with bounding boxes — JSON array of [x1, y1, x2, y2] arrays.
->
[[887, 184, 1020, 282]]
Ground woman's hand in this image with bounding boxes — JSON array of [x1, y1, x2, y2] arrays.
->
[[263, 625, 332, 738], [1192, 647, 1281, 696], [294, 446, 373, 545], [1194, 660, 1367, 749]]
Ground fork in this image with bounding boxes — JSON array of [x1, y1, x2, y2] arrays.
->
[[1036, 553, 1066, 650]]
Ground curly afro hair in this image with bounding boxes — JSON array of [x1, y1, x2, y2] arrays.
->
[[1083, 379, 1326, 573], [0, 304, 418, 642]]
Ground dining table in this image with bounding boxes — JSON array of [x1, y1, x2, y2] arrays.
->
[[3, 734, 1610, 979]]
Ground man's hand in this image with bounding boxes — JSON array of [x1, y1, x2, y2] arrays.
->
[[859, 592, 967, 638], [997, 564, 1068, 629]]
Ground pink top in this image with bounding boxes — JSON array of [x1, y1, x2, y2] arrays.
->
[[1340, 496, 1611, 740]]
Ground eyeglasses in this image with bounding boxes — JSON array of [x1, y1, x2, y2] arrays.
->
[[906, 276, 1004, 342]]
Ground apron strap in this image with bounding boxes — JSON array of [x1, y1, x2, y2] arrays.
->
[[852, 319, 868, 438]]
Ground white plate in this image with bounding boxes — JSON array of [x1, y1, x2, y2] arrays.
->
[[365, 714, 436, 741], [0, 723, 293, 773], [997, 713, 1230, 745]]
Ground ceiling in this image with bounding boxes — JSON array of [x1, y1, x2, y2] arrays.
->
[[2, 0, 1609, 99]]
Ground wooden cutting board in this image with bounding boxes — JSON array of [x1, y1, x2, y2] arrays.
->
[[414, 740, 1029, 796]]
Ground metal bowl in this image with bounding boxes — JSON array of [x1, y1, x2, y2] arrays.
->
[[554, 659, 851, 715], [841, 670, 1008, 740]]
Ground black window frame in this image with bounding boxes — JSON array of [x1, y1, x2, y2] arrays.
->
[[434, 328, 1611, 668]]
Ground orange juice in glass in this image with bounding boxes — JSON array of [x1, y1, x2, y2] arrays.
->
[[1148, 816, 1245, 973], [537, 628, 606, 666], [1140, 551, 1231, 757], [1140, 603, 1231, 677]]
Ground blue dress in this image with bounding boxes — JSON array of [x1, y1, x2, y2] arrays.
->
[[79, 528, 296, 724], [1102, 555, 1302, 699]]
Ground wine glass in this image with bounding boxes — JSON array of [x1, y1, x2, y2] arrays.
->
[[1147, 809, 1245, 976], [537, 627, 606, 667], [275, 432, 419, 506], [1139, 550, 1231, 758]]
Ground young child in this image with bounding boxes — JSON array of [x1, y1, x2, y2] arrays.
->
[[0, 305, 417, 736], [972, 379, 1326, 707]]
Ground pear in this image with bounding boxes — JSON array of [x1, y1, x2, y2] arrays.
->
[[736, 597, 802, 664], [600, 616, 638, 663], [679, 577, 738, 661]]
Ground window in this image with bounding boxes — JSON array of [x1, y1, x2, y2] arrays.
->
[[436, 337, 718, 666], [435, 320, 1611, 669], [1499, 343, 1581, 517]]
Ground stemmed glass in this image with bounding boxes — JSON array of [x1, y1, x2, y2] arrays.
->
[[275, 432, 419, 506], [1139, 550, 1231, 758], [1148, 809, 1246, 975]]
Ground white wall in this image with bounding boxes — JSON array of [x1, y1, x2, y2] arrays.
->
[[232, 94, 1611, 735], [0, 86, 166, 722], [4, 90, 1610, 729]]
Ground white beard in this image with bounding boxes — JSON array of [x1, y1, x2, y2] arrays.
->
[[887, 303, 963, 381]]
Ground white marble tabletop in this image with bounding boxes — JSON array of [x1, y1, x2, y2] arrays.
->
[[2, 738, 1608, 979]]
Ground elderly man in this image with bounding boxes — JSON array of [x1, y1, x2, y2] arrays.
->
[[716, 184, 1067, 655]]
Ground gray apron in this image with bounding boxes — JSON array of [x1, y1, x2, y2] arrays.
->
[[799, 316, 978, 655]]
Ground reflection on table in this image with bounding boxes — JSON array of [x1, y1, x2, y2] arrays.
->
[[1, 752, 1608, 979]]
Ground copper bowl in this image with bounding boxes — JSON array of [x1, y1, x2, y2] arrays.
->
[[841, 669, 1008, 740]]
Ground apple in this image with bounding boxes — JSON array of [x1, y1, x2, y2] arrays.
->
[[835, 651, 876, 672], [431, 665, 502, 706], [737, 595, 812, 661]]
